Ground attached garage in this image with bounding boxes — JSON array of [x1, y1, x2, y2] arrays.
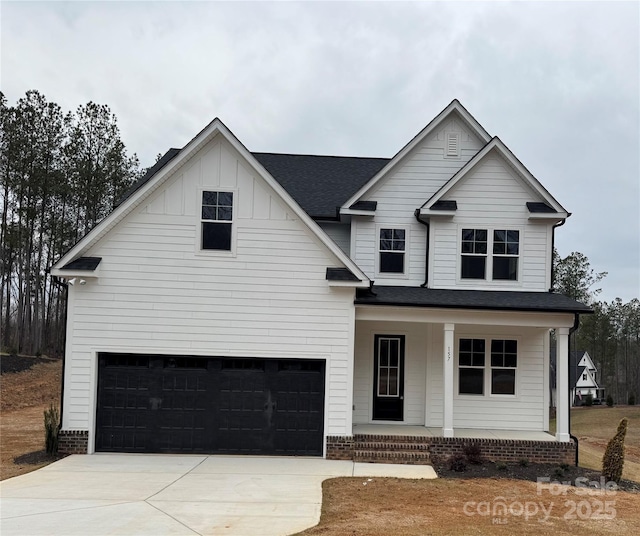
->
[[96, 354, 325, 456]]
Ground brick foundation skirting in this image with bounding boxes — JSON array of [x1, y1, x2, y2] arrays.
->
[[326, 434, 576, 466], [58, 430, 89, 454]]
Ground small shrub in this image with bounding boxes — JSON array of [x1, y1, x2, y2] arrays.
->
[[560, 463, 570, 471], [606, 395, 614, 407], [602, 418, 628, 483], [585, 394, 593, 406], [518, 458, 530, 467], [448, 454, 467, 472], [496, 462, 507, 471], [628, 394, 636, 406], [44, 405, 60, 454], [553, 467, 565, 478], [35, 349, 42, 358], [463, 444, 483, 465]]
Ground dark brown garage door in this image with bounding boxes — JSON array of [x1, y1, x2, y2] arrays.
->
[[96, 354, 325, 455]]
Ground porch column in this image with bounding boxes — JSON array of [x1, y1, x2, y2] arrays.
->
[[443, 323, 455, 438], [556, 327, 571, 442]]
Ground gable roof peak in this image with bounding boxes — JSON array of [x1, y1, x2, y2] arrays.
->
[[340, 100, 492, 210]]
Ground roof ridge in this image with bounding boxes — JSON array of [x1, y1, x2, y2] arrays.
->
[[252, 151, 390, 160]]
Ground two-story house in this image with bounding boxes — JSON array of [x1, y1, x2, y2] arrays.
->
[[50, 100, 590, 464]]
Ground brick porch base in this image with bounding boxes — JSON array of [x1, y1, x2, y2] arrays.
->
[[327, 434, 576, 465]]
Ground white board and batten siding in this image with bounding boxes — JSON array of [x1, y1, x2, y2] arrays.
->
[[62, 134, 356, 439], [353, 321, 549, 432], [351, 115, 485, 284], [430, 151, 553, 292]]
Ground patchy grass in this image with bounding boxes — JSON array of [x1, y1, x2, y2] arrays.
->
[[551, 406, 640, 482], [297, 477, 640, 535]]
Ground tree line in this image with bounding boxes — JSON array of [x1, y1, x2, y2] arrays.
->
[[0, 90, 140, 356], [554, 251, 639, 404], [0, 90, 637, 405]]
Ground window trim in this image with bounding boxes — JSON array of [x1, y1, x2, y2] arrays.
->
[[455, 336, 519, 399], [196, 188, 237, 257], [457, 226, 522, 285], [375, 224, 410, 279]]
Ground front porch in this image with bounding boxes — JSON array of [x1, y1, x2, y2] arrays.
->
[[327, 425, 575, 466]]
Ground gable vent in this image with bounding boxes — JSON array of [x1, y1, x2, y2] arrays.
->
[[446, 133, 459, 157]]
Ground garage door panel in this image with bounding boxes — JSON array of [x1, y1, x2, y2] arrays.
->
[[96, 354, 324, 455]]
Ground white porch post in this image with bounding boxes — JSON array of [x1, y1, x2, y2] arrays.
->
[[556, 327, 571, 442], [443, 323, 455, 438]]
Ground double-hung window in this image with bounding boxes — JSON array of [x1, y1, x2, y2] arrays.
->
[[458, 338, 518, 396], [458, 338, 485, 395], [492, 230, 519, 280], [490, 340, 517, 395], [379, 228, 405, 273], [201, 191, 233, 251], [460, 228, 520, 281], [461, 229, 487, 279]]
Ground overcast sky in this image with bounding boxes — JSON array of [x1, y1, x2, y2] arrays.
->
[[2, 1, 638, 302]]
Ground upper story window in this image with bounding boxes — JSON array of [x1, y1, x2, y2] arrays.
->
[[379, 228, 405, 273], [201, 191, 233, 250], [461, 229, 487, 279], [461, 228, 520, 281], [492, 230, 519, 280]]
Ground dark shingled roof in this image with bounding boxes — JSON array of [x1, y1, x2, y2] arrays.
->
[[117, 150, 389, 220], [349, 200, 377, 211], [355, 286, 592, 314], [326, 268, 361, 282], [527, 201, 556, 213], [431, 200, 457, 211], [61, 257, 102, 271], [253, 153, 389, 219]]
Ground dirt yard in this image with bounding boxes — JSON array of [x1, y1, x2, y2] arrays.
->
[[0, 356, 63, 480], [297, 477, 640, 535], [2, 360, 640, 534]]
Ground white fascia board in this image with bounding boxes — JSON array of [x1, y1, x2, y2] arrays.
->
[[340, 100, 492, 212], [50, 268, 100, 279], [328, 280, 370, 288], [421, 138, 569, 218], [528, 213, 567, 222], [51, 121, 220, 271], [51, 118, 369, 285], [355, 304, 576, 329], [340, 209, 376, 217], [418, 209, 456, 218]]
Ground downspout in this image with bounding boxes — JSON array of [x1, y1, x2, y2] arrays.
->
[[569, 312, 580, 466], [549, 219, 566, 292], [51, 275, 68, 431], [414, 209, 429, 288]]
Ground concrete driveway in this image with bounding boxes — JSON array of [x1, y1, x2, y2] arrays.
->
[[0, 454, 436, 536]]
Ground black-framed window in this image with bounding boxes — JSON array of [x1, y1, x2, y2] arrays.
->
[[490, 339, 517, 395], [458, 338, 485, 395], [379, 228, 405, 273], [492, 230, 519, 280], [202, 191, 233, 250], [461, 229, 487, 279]]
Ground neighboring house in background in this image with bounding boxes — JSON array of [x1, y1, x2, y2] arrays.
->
[[50, 100, 590, 464], [551, 349, 605, 406]]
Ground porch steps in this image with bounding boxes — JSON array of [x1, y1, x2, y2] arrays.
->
[[353, 435, 431, 465]]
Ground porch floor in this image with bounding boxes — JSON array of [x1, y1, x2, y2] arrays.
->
[[353, 424, 556, 442]]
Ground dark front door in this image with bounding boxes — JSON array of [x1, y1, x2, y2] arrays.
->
[[372, 335, 405, 420], [96, 354, 325, 455]]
